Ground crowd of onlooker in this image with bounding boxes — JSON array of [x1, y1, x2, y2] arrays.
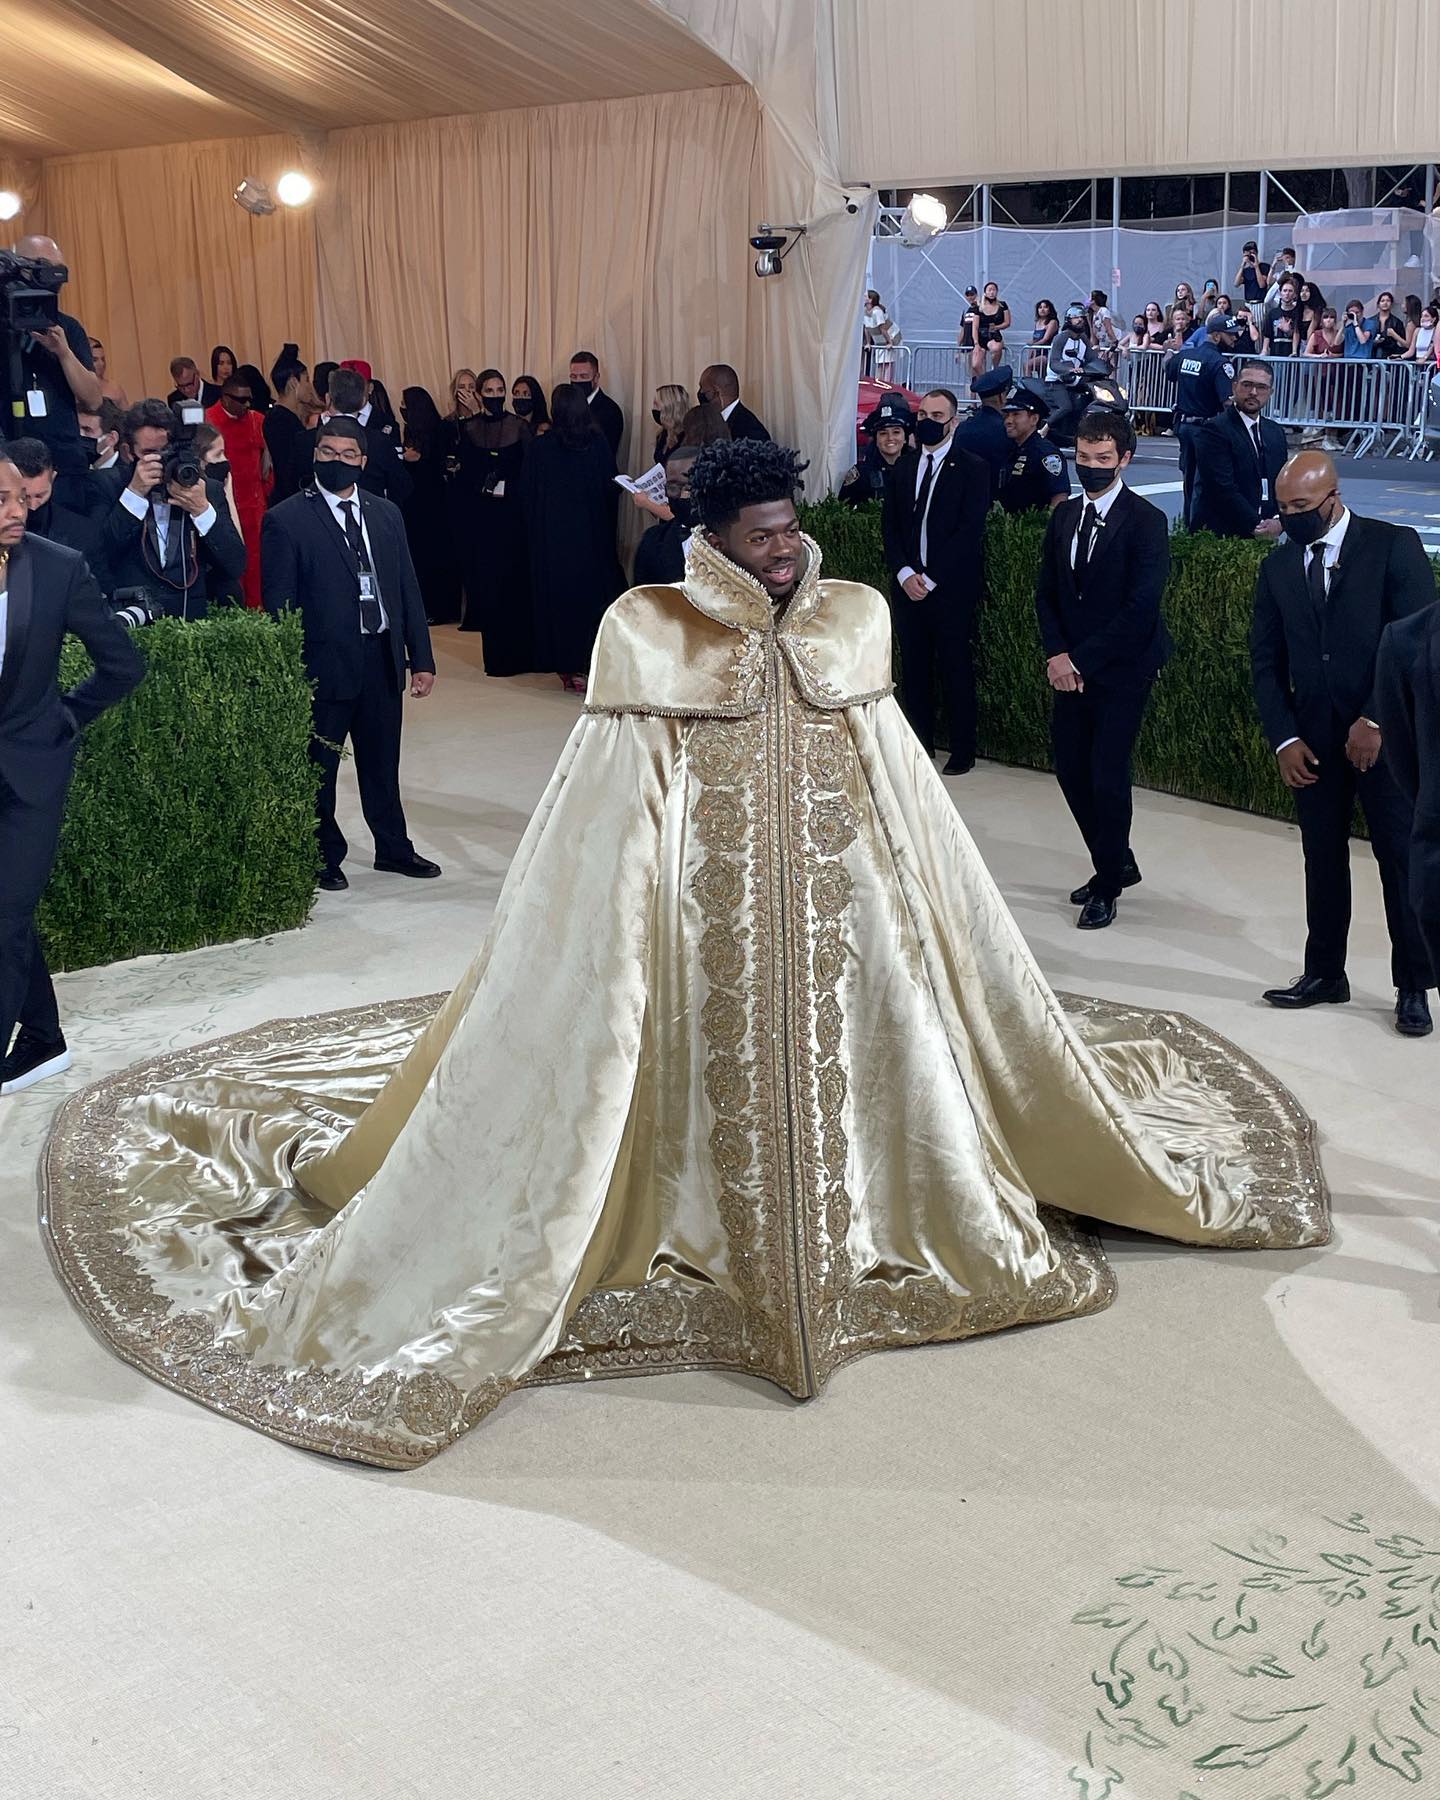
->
[[864, 242, 1440, 382], [1, 227, 777, 687]]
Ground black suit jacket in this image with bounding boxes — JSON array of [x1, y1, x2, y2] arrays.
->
[[589, 390, 626, 458], [1190, 407, 1288, 538], [0, 534, 145, 804], [725, 401, 770, 443], [96, 466, 247, 616], [1035, 487, 1173, 688], [1250, 512, 1436, 751], [881, 441, 989, 601], [27, 499, 110, 596], [1376, 603, 1440, 970], [261, 485, 435, 704]]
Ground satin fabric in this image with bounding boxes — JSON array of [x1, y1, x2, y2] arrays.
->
[[42, 536, 1329, 1468]]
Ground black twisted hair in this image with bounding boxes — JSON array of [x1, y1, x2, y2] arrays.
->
[[689, 438, 808, 530]]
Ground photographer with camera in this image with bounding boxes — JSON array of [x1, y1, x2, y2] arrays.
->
[[0, 236, 104, 516], [6, 437, 110, 593], [98, 399, 245, 618]]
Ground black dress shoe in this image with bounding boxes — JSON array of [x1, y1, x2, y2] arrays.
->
[[942, 755, 975, 776], [1262, 974, 1350, 1009], [374, 855, 442, 879], [1, 1030, 72, 1096], [1070, 858, 1142, 907], [1396, 990, 1434, 1038], [1077, 894, 1117, 930], [317, 868, 348, 892]]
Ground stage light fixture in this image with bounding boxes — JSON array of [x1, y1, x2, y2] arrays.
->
[[276, 170, 314, 207], [233, 178, 276, 217], [0, 191, 22, 222], [898, 192, 947, 248]]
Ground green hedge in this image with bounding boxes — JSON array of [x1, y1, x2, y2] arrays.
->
[[802, 497, 1439, 827], [39, 611, 320, 972]]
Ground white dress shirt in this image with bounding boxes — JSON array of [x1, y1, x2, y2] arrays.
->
[[721, 398, 739, 422], [1275, 507, 1352, 752], [118, 481, 217, 559], [0, 567, 8, 682], [356, 400, 373, 428], [1068, 475, 1125, 568], [897, 432, 959, 590], [320, 480, 390, 632]]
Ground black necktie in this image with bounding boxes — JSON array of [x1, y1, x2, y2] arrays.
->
[[1248, 421, 1263, 466], [340, 500, 382, 634], [1075, 502, 1099, 581], [1307, 545, 1327, 609], [911, 453, 936, 565]]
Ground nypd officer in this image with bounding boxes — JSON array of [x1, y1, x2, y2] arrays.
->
[[1166, 309, 1237, 527], [953, 363, 1016, 495], [998, 390, 1070, 514], [839, 396, 914, 509]]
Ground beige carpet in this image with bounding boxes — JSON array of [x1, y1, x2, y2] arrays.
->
[[4, 626, 1437, 1800]]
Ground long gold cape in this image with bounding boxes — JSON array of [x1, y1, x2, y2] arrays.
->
[[42, 535, 1328, 1468]]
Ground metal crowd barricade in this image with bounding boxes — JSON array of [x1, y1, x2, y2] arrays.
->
[[1116, 347, 1434, 456]]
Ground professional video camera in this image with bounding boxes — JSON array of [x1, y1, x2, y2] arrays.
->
[[111, 587, 162, 628], [0, 250, 66, 335]]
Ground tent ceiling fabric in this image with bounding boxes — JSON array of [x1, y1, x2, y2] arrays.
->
[[5, 0, 741, 157]]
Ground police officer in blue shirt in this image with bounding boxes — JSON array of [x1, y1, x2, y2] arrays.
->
[[998, 389, 1070, 513], [1166, 310, 1237, 527], [839, 396, 914, 509], [953, 363, 1016, 496]]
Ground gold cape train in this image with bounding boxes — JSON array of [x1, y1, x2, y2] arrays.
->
[[42, 533, 1329, 1468]]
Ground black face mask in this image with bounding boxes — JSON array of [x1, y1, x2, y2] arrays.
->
[[1282, 492, 1336, 547], [670, 495, 696, 529], [651, 407, 663, 425], [207, 459, 231, 484], [914, 417, 947, 447], [314, 459, 359, 494], [697, 388, 713, 406], [571, 378, 593, 393], [481, 395, 505, 416], [512, 396, 534, 417], [1076, 463, 1118, 496]]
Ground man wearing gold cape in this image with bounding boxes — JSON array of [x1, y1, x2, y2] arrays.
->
[[43, 441, 1328, 1469]]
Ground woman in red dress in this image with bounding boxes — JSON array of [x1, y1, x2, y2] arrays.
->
[[205, 372, 272, 607]]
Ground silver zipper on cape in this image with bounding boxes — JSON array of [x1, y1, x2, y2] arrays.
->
[[771, 636, 816, 1397]]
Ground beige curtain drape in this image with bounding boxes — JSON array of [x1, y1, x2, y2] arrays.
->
[[836, 0, 1440, 184], [40, 134, 318, 402], [315, 86, 766, 477]]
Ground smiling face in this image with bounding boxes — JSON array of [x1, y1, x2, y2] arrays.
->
[[708, 498, 803, 601]]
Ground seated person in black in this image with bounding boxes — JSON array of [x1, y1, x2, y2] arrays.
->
[[97, 399, 246, 617]]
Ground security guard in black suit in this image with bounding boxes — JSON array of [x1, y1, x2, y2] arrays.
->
[[1166, 311, 1236, 527], [998, 390, 1070, 513], [839, 397, 914, 509], [1189, 359, 1288, 539], [952, 363, 1016, 495]]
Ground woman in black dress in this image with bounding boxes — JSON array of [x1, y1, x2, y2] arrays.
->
[[520, 384, 625, 691], [510, 374, 550, 434], [400, 385, 463, 624], [450, 368, 532, 672], [265, 344, 319, 505]]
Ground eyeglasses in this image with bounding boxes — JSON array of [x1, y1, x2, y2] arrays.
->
[[314, 446, 363, 465], [228, 393, 253, 406]]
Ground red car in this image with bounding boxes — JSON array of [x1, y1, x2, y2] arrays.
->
[[855, 374, 923, 452]]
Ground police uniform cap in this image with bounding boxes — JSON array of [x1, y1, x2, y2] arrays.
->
[[971, 364, 1013, 399], [863, 398, 914, 435], [1003, 388, 1049, 418]]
